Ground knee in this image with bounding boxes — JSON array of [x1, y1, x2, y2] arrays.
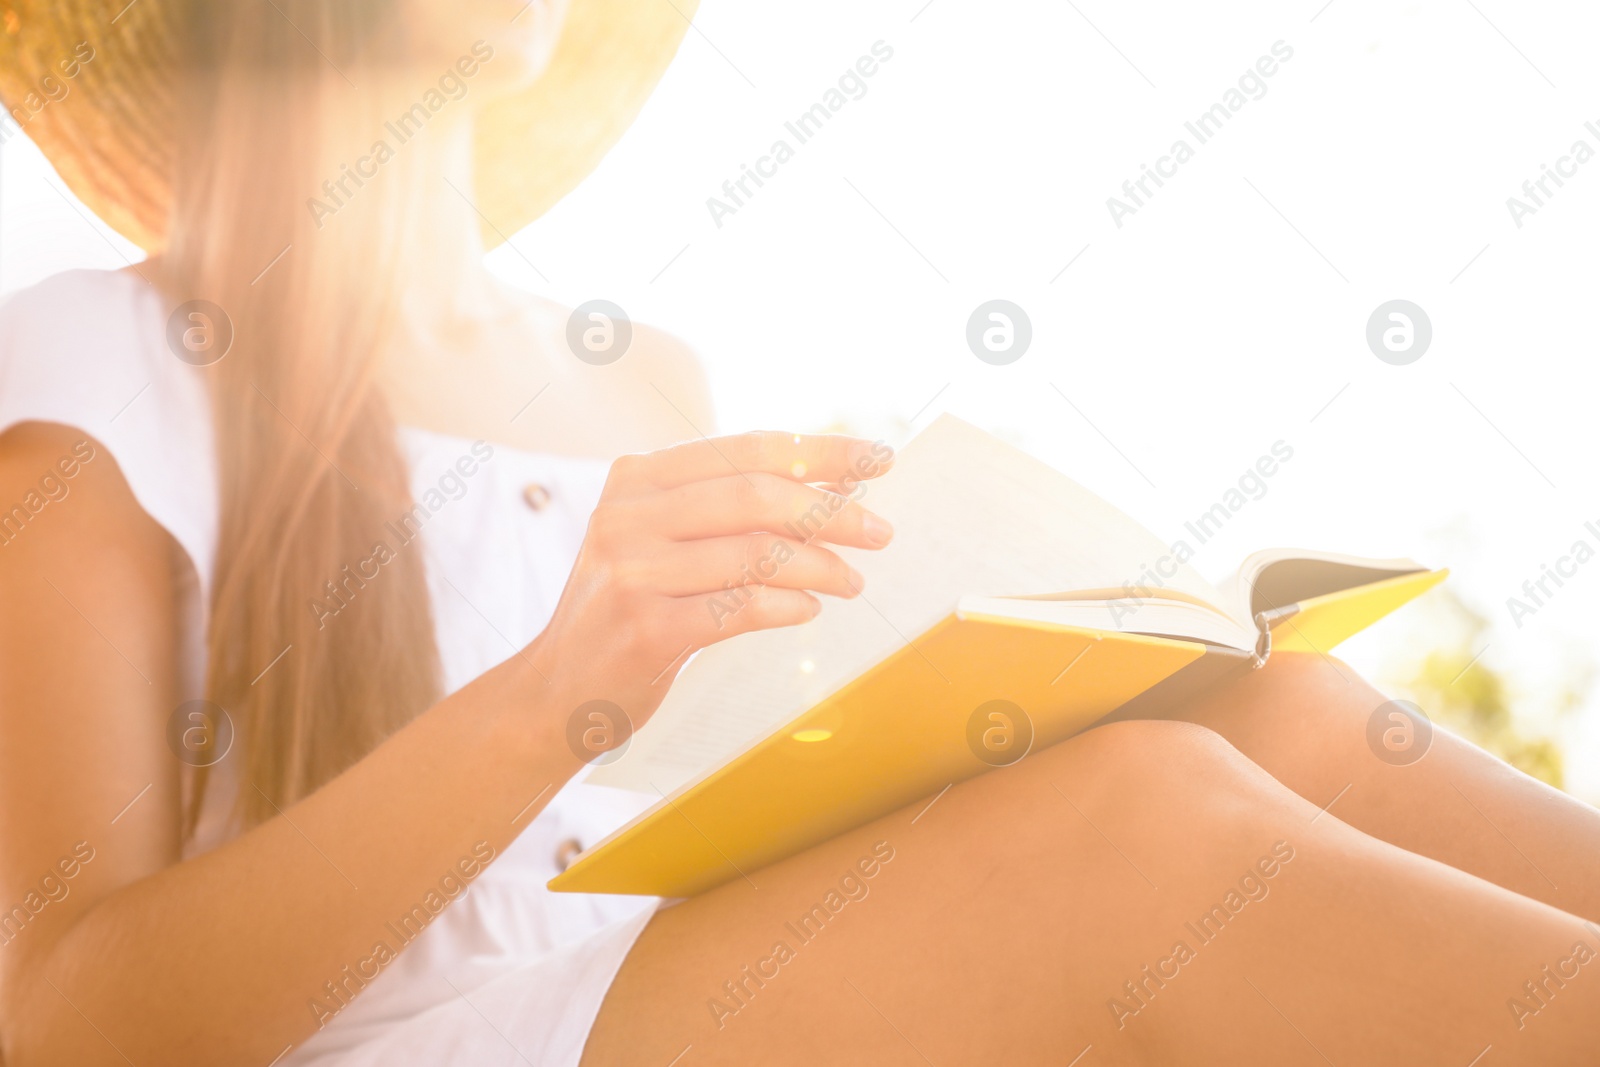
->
[[1187, 652, 1381, 751], [1038, 718, 1303, 828], [1041, 719, 1251, 800], [1070, 716, 1238, 767], [1255, 651, 1366, 710]]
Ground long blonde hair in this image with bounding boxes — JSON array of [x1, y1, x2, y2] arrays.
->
[[162, 2, 441, 831]]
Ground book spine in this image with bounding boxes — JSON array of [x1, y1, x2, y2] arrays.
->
[[1250, 605, 1299, 668], [1252, 616, 1272, 668]]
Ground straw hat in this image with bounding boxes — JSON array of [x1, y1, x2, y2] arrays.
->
[[0, 0, 696, 251]]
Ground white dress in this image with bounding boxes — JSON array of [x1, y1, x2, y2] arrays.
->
[[0, 269, 661, 1066]]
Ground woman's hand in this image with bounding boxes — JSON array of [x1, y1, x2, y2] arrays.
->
[[527, 431, 895, 756]]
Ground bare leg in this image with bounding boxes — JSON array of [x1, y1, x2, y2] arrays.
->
[[1168, 652, 1600, 923], [586, 720, 1600, 1065]]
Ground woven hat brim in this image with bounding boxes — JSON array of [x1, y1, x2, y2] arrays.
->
[[474, 0, 697, 247], [0, 0, 697, 252]]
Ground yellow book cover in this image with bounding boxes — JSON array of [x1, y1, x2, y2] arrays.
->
[[553, 416, 1444, 898]]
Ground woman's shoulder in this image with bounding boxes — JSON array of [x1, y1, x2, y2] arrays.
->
[[0, 267, 219, 593], [0, 266, 176, 387], [517, 291, 715, 453], [605, 312, 714, 446], [1, 264, 142, 307], [0, 265, 154, 330], [0, 264, 213, 449], [405, 288, 716, 459]]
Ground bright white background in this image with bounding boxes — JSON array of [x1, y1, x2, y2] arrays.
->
[[5, 0, 1599, 799]]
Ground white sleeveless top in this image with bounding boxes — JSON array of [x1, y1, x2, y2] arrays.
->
[[0, 269, 659, 1066]]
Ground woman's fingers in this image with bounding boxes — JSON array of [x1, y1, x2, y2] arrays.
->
[[672, 585, 823, 646], [562, 430, 899, 700], [611, 431, 894, 492], [646, 473, 895, 547], [638, 536, 864, 599]]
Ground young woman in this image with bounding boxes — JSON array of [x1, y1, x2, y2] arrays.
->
[[0, 2, 1595, 1064]]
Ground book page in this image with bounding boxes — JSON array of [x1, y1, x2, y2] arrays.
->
[[1224, 548, 1426, 622], [586, 414, 1224, 795], [956, 595, 1256, 652]]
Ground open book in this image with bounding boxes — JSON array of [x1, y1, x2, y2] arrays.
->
[[554, 415, 1444, 897]]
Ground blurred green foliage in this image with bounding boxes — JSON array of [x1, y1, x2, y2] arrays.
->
[[1384, 586, 1583, 790]]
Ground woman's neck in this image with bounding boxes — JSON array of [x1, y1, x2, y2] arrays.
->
[[399, 114, 521, 335], [376, 109, 544, 431]]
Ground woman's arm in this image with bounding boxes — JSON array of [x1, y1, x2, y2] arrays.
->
[[0, 421, 892, 1066]]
